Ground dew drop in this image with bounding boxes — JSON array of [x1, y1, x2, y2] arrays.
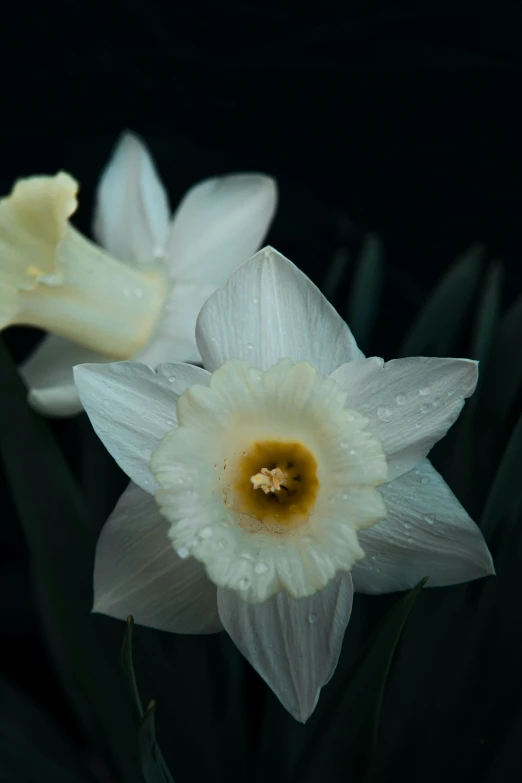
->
[[425, 517, 435, 525], [200, 526, 213, 539], [447, 390, 454, 396], [255, 563, 268, 575], [420, 404, 429, 413], [415, 422, 422, 428], [396, 394, 407, 406], [341, 493, 349, 500], [407, 538, 414, 544], [404, 523, 411, 529], [371, 554, 378, 561], [340, 441, 348, 449], [168, 376, 176, 383], [432, 396, 441, 407], [143, 479, 149, 485], [346, 414, 355, 422], [308, 613, 317, 624], [253, 297, 259, 304], [421, 477, 429, 485], [419, 387, 431, 396], [349, 448, 357, 456], [177, 546, 190, 559], [377, 406, 393, 422], [238, 577, 251, 591], [247, 343, 254, 351], [210, 336, 216, 343]]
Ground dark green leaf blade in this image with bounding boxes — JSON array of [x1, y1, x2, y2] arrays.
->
[[0, 339, 141, 783], [399, 244, 485, 357], [344, 233, 384, 352], [0, 677, 96, 783], [293, 578, 427, 783], [139, 701, 176, 783]]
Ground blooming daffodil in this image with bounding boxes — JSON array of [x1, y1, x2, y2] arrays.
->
[[0, 132, 277, 416], [74, 247, 494, 722]]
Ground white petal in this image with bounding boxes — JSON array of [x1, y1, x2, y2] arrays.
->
[[331, 356, 478, 481], [73, 361, 210, 492], [196, 247, 363, 374], [19, 334, 108, 417], [217, 573, 353, 722], [138, 282, 217, 367], [94, 481, 221, 633], [352, 459, 494, 593], [93, 132, 170, 264], [165, 174, 277, 285]]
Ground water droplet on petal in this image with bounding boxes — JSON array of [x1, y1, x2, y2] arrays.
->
[[238, 577, 251, 591], [407, 538, 414, 544], [420, 404, 429, 413], [447, 390, 455, 396], [432, 397, 441, 407], [200, 526, 213, 539], [253, 297, 259, 304], [425, 517, 435, 525], [168, 376, 176, 383], [396, 394, 407, 405], [308, 613, 317, 624], [247, 343, 254, 351], [404, 523, 411, 529], [255, 563, 268, 575], [177, 546, 190, 559], [346, 414, 355, 422], [421, 477, 429, 485], [210, 336, 216, 343], [349, 448, 357, 456], [377, 406, 393, 422], [419, 387, 431, 396]]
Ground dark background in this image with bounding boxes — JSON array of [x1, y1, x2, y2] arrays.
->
[[1, 2, 521, 782]]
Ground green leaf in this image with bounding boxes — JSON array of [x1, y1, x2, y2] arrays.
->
[[122, 617, 175, 783], [321, 246, 350, 303], [293, 578, 428, 782], [121, 616, 144, 721], [0, 339, 141, 783], [344, 234, 384, 352], [442, 260, 503, 513], [480, 411, 522, 544], [399, 244, 485, 357], [469, 260, 503, 366], [475, 292, 522, 493], [139, 701, 176, 783], [0, 677, 96, 783]]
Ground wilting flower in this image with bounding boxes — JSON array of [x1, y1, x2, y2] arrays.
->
[[74, 247, 494, 721], [0, 132, 276, 416]]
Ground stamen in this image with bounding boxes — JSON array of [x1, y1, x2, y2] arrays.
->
[[251, 467, 288, 494]]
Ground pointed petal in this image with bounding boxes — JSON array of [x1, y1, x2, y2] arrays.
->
[[217, 573, 353, 722], [19, 334, 107, 417], [93, 132, 170, 264], [352, 459, 494, 594], [73, 361, 211, 492], [197, 247, 363, 374], [165, 173, 277, 285], [94, 481, 221, 633], [138, 282, 217, 367], [331, 356, 478, 481]]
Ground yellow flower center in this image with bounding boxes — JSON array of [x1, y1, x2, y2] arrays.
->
[[233, 439, 319, 529]]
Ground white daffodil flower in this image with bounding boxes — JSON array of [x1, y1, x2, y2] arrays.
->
[[73, 247, 494, 722], [0, 132, 277, 417]]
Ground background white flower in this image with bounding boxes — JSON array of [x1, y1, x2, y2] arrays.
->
[[74, 247, 494, 722], [1, 132, 277, 416]]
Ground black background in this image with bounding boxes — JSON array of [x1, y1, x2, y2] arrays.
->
[[1, 2, 522, 782]]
